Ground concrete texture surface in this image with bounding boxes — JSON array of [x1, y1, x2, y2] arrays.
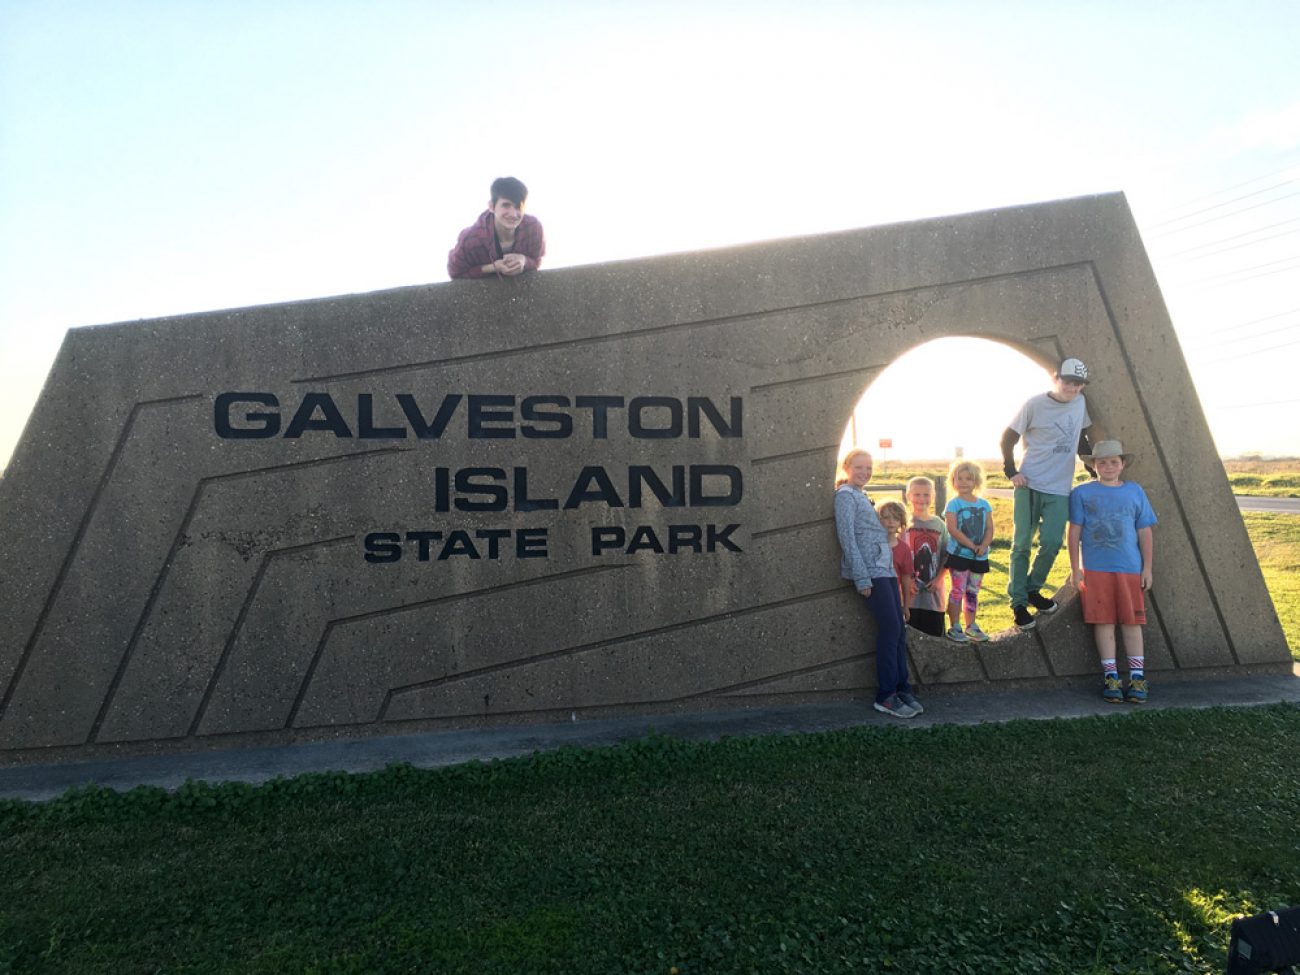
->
[[0, 192, 1290, 766]]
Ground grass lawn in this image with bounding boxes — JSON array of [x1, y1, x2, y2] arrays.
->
[[4, 706, 1300, 974], [1223, 459, 1300, 498], [1244, 511, 1300, 657]]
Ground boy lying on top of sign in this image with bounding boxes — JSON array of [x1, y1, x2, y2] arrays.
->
[[447, 176, 546, 279]]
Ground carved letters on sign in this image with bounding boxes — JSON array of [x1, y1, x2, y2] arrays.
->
[[216, 391, 748, 565]]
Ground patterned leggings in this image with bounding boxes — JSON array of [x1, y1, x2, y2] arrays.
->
[[948, 569, 983, 617]]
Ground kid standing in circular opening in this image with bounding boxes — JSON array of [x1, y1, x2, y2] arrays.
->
[[902, 476, 948, 638], [943, 460, 994, 644], [876, 499, 914, 620]]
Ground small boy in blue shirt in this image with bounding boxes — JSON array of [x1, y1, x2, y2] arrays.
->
[[1067, 441, 1157, 703]]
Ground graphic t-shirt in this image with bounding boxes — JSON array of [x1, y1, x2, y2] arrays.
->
[[1008, 392, 1092, 496], [903, 516, 948, 613], [891, 539, 914, 602], [944, 496, 993, 560], [891, 540, 913, 584], [1068, 480, 1158, 574]]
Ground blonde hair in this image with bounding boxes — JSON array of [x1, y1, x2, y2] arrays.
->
[[835, 448, 872, 488], [906, 475, 934, 496], [875, 499, 907, 527], [948, 460, 985, 493]]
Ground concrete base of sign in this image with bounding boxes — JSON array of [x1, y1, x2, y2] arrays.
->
[[0, 193, 1290, 765]]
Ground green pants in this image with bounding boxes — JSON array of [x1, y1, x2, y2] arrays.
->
[[1008, 487, 1069, 607]]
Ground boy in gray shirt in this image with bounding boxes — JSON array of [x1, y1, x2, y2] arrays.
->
[[1000, 357, 1094, 630]]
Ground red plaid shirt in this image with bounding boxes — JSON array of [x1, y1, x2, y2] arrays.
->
[[447, 210, 546, 279]]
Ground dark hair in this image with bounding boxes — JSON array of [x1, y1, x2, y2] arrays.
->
[[490, 176, 528, 207]]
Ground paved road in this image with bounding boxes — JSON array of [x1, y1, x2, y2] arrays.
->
[[1236, 495, 1300, 513], [984, 487, 1299, 513]]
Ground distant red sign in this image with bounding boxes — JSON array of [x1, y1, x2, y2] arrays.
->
[[878, 438, 893, 449]]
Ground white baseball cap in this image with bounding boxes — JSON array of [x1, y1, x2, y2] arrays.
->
[[1057, 357, 1090, 383]]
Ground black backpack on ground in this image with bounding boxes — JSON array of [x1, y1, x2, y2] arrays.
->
[[1227, 907, 1300, 975]]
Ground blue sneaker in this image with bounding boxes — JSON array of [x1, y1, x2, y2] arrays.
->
[[1126, 677, 1148, 704], [1102, 674, 1124, 704], [897, 691, 925, 715], [873, 694, 919, 719]]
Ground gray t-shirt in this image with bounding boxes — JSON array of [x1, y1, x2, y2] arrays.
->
[[1008, 392, 1091, 496]]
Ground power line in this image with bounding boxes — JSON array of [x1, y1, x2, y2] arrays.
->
[[1196, 306, 1300, 338], [1181, 256, 1300, 290], [1196, 254, 1300, 280], [1182, 226, 1300, 261], [1152, 187, 1300, 237], [1190, 336, 1300, 362], [1150, 177, 1297, 229], [1184, 321, 1299, 351], [1152, 159, 1300, 219], [1214, 397, 1300, 410], [1155, 217, 1300, 259]]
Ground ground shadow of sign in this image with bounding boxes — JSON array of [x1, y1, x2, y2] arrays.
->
[[0, 193, 1289, 764]]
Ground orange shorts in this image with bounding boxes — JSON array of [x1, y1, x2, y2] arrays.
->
[[1081, 571, 1146, 625]]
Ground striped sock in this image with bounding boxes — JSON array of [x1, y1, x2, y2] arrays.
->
[[1128, 656, 1145, 679], [1101, 658, 1118, 677]]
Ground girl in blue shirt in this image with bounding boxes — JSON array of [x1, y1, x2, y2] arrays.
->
[[943, 460, 995, 644]]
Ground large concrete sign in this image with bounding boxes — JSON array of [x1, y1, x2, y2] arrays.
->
[[0, 193, 1290, 764]]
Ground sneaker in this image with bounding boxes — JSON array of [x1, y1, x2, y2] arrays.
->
[[1125, 678, 1148, 704], [945, 625, 968, 643], [1027, 590, 1059, 614], [964, 622, 990, 643], [1102, 674, 1124, 703], [897, 691, 925, 715], [1013, 605, 1036, 630], [873, 694, 919, 719]]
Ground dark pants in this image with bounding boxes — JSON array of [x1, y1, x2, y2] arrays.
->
[[907, 608, 946, 637], [866, 577, 912, 703]]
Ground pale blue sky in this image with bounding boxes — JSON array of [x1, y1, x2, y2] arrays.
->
[[2, 0, 1299, 467]]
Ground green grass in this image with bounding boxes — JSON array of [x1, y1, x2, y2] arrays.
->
[[4, 706, 1300, 974], [1245, 511, 1300, 657], [1225, 472, 1300, 497]]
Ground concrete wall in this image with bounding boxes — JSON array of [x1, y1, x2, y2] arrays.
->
[[0, 193, 1289, 764]]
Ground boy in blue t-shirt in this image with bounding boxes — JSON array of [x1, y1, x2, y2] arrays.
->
[[1066, 441, 1157, 704]]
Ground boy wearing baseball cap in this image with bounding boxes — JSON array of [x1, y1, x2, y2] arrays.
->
[[1000, 357, 1094, 630], [1067, 440, 1157, 702]]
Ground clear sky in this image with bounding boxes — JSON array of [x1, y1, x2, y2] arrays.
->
[[2, 0, 1299, 471]]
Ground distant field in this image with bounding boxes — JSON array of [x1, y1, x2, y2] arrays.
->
[[1222, 457, 1300, 475], [1224, 472, 1300, 497], [871, 459, 1300, 497]]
